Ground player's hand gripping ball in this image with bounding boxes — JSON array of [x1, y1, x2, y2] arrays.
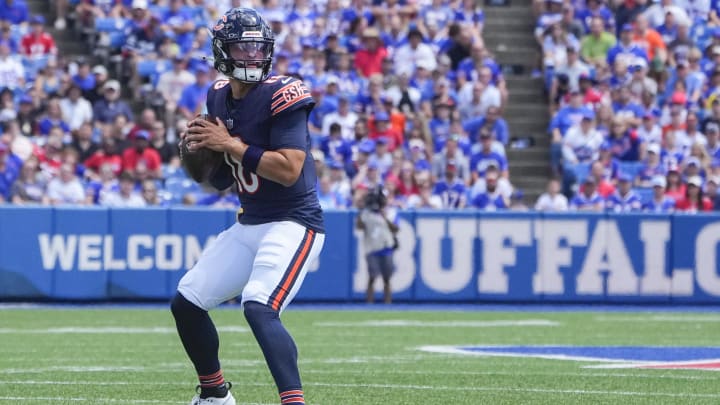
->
[[180, 114, 225, 183]]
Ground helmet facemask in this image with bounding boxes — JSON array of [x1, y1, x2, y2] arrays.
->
[[213, 38, 274, 83]]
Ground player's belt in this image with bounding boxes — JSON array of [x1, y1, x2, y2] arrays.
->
[[236, 208, 244, 222]]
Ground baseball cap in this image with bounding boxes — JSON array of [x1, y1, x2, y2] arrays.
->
[[195, 64, 210, 74], [511, 189, 524, 200], [367, 160, 379, 170], [408, 138, 425, 150], [376, 136, 389, 145], [92, 65, 108, 76], [30, 15, 45, 25], [374, 111, 390, 122], [670, 91, 687, 105], [19, 94, 33, 104], [707, 176, 720, 185], [706, 122, 720, 133], [651, 175, 667, 188], [618, 173, 632, 182], [687, 175, 703, 187], [265, 10, 284, 23], [131, 0, 148, 9], [103, 80, 120, 92], [135, 130, 150, 140], [358, 139, 376, 154], [647, 143, 661, 154], [362, 27, 380, 38], [416, 59, 435, 71], [621, 23, 633, 32], [328, 160, 344, 170], [685, 156, 701, 167], [583, 176, 596, 185], [581, 110, 595, 121]]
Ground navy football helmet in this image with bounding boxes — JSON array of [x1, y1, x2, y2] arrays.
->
[[211, 8, 274, 83]]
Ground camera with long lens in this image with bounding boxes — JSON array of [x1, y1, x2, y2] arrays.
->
[[364, 185, 387, 212]]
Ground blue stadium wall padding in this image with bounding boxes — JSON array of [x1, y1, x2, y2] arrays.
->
[[0, 207, 53, 298], [52, 207, 110, 299], [2, 207, 720, 303]]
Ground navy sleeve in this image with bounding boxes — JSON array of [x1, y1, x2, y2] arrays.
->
[[270, 107, 310, 151]]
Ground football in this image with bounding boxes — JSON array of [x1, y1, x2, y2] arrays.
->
[[180, 114, 225, 183]]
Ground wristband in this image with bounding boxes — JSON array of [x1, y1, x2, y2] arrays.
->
[[242, 144, 265, 173]]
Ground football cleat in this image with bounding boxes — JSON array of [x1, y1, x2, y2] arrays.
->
[[189, 383, 236, 405]]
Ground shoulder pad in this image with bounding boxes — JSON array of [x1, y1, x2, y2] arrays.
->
[[267, 76, 314, 117]]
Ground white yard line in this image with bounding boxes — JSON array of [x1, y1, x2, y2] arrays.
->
[[593, 315, 720, 323], [0, 380, 717, 400], [314, 319, 559, 328], [0, 397, 272, 405]]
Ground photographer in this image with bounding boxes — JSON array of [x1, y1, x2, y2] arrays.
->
[[355, 185, 399, 304]]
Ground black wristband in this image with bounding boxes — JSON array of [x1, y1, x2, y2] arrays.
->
[[242, 144, 265, 173]]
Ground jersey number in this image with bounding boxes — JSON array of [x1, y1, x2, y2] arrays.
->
[[225, 153, 260, 194]]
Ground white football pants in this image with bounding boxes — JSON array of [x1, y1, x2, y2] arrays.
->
[[177, 220, 325, 312]]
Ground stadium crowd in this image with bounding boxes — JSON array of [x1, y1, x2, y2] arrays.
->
[[540, 0, 720, 212], [0, 0, 718, 213]]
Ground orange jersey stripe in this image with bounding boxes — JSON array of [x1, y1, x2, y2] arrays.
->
[[272, 230, 315, 310], [280, 390, 304, 397], [271, 82, 300, 100], [272, 93, 312, 116], [281, 398, 304, 404]]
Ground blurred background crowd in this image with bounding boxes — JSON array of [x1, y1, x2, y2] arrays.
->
[[0, 0, 718, 213]]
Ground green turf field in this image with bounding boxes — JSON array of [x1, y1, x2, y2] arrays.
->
[[1, 306, 720, 404]]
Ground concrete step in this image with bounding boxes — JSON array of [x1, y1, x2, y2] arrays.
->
[[510, 174, 552, 190], [484, 33, 537, 49], [510, 119, 550, 135], [27, 0, 49, 15], [506, 147, 550, 161], [484, 17, 536, 31], [483, 7, 536, 20], [504, 103, 548, 119], [505, 76, 545, 88], [493, 47, 540, 67]]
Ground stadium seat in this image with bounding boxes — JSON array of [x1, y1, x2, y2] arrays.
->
[[618, 162, 645, 180], [565, 162, 591, 183], [94, 18, 128, 33], [164, 178, 202, 202], [633, 188, 654, 204]]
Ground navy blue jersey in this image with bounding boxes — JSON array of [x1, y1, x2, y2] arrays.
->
[[206, 76, 324, 233]]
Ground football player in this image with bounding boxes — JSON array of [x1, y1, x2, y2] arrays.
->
[[172, 8, 325, 405]]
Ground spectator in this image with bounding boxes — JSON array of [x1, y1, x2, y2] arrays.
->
[[0, 141, 19, 202], [394, 28, 436, 77], [665, 166, 686, 201], [661, 130, 685, 168], [635, 143, 666, 187], [21, 15, 56, 57], [371, 137, 393, 175], [607, 24, 647, 70], [549, 90, 592, 143], [509, 190, 529, 211], [675, 175, 713, 211], [458, 66, 501, 117], [668, 22, 692, 61], [121, 129, 161, 179], [317, 174, 344, 210], [59, 84, 93, 131], [685, 112, 706, 147], [535, 178, 569, 211], [0, 0, 29, 26], [84, 162, 118, 204], [149, 120, 178, 166], [354, 27, 387, 78], [570, 177, 604, 211], [16, 94, 37, 137], [562, 110, 604, 164], [10, 155, 47, 204], [46, 163, 85, 205], [321, 96, 358, 140], [665, 58, 702, 105], [0, 39, 23, 90], [470, 131, 508, 182], [71, 59, 95, 93], [93, 80, 133, 124], [87, 65, 109, 104], [396, 160, 419, 198], [177, 64, 211, 120], [637, 110, 662, 145], [643, 0, 690, 28], [432, 134, 470, 182], [607, 117, 645, 162], [100, 171, 146, 207], [156, 55, 196, 126], [432, 161, 467, 209], [140, 179, 161, 206], [84, 137, 123, 178], [71, 122, 100, 163], [470, 168, 506, 210], [628, 58, 657, 101], [369, 111, 402, 151], [320, 122, 353, 166], [643, 175, 676, 212], [587, 159, 616, 197], [705, 122, 720, 160], [613, 85, 644, 127], [462, 106, 510, 146], [706, 176, 720, 211], [615, 0, 646, 38], [36, 129, 64, 178], [606, 173, 642, 212], [38, 97, 71, 136], [327, 160, 351, 207], [407, 170, 442, 209], [581, 16, 617, 68]]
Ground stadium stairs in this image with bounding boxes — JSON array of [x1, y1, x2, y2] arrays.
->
[[484, 0, 550, 202]]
